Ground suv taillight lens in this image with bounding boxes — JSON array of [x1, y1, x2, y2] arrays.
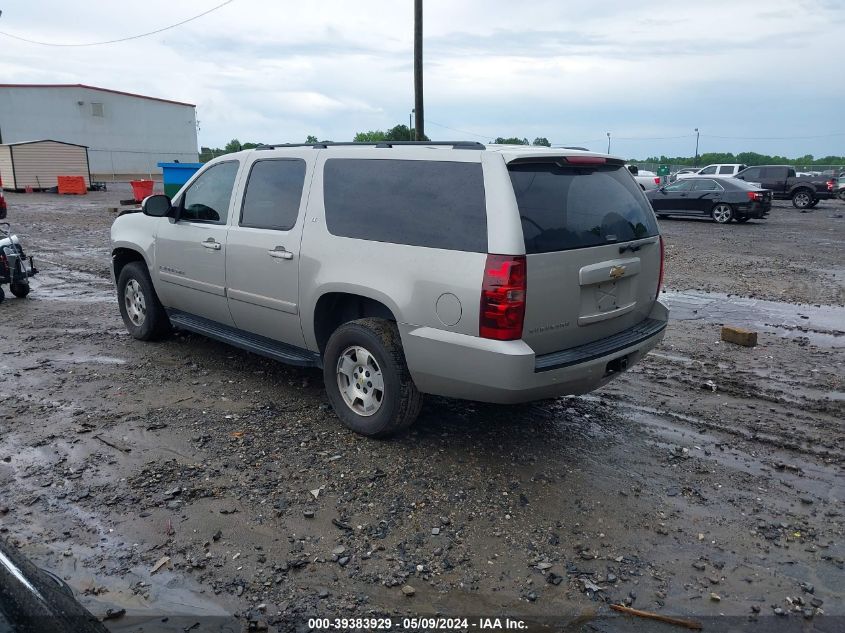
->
[[654, 177, 661, 185], [657, 236, 665, 297], [480, 254, 526, 340], [828, 180, 834, 191]]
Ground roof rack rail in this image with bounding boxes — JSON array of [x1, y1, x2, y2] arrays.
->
[[256, 141, 485, 150]]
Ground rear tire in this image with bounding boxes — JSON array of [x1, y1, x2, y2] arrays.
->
[[117, 261, 170, 340], [0, 287, 4, 304], [808, 199, 819, 208], [792, 189, 813, 209], [10, 282, 29, 298], [712, 203, 733, 224], [323, 318, 422, 437]]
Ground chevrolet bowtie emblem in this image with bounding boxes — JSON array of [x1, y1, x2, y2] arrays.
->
[[609, 265, 626, 279]]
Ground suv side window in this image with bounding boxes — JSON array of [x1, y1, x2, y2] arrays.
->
[[324, 159, 487, 252], [240, 159, 307, 230], [180, 161, 239, 224], [718, 166, 734, 175], [699, 165, 717, 175], [740, 167, 761, 180]]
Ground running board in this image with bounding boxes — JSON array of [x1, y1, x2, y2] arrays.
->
[[167, 310, 322, 368]]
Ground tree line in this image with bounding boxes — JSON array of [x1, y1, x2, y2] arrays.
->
[[633, 151, 845, 167], [200, 133, 842, 167], [199, 126, 554, 161]]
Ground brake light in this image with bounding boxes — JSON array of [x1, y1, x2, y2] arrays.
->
[[828, 180, 834, 191], [654, 177, 661, 185], [657, 236, 665, 297], [564, 156, 606, 165], [746, 191, 761, 201], [480, 254, 527, 340]]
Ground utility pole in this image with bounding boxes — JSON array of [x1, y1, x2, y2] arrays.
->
[[414, 0, 424, 140], [694, 128, 700, 166], [410, 109, 414, 140], [606, 132, 611, 154]]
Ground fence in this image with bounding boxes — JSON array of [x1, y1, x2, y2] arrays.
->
[[87, 148, 199, 182]]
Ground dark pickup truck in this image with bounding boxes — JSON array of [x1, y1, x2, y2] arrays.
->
[[733, 165, 835, 209]]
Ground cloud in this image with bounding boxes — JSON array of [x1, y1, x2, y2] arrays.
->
[[0, 0, 841, 157]]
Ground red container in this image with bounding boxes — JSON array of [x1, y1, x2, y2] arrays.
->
[[130, 180, 155, 202], [57, 176, 87, 195]]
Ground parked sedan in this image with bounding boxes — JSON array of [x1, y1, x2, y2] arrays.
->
[[646, 177, 771, 224]]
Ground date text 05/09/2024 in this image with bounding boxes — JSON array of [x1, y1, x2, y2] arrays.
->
[[308, 617, 528, 630]]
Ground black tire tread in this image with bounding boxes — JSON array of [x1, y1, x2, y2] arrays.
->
[[324, 318, 422, 438]]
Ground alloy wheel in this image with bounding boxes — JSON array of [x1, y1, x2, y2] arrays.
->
[[124, 279, 147, 326], [712, 204, 732, 223], [336, 345, 384, 416]]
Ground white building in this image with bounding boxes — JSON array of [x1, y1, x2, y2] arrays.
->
[[0, 84, 198, 180]]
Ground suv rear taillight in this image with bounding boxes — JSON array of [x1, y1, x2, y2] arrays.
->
[[654, 177, 661, 185], [480, 254, 526, 340], [657, 236, 665, 297], [827, 179, 835, 191]]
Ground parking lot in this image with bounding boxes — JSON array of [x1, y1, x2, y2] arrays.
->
[[0, 188, 843, 631]]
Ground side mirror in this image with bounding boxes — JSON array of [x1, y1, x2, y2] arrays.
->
[[141, 194, 173, 217]]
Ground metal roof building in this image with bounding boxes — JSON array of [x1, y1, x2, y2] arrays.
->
[[0, 84, 198, 180]]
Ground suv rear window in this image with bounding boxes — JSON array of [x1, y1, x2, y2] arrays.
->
[[508, 162, 658, 254], [323, 159, 487, 252]]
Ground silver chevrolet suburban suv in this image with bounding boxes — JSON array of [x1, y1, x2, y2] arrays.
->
[[111, 141, 668, 437]]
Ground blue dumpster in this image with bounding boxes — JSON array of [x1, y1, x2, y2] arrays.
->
[[158, 162, 203, 198]]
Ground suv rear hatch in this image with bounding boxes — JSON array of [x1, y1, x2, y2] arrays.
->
[[507, 156, 662, 355]]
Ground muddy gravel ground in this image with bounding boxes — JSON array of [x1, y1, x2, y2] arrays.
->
[[0, 188, 843, 633]]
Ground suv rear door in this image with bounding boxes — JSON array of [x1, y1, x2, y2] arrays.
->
[[507, 157, 661, 355], [225, 153, 313, 347]]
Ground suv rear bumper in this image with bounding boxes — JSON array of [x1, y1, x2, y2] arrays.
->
[[400, 300, 668, 404]]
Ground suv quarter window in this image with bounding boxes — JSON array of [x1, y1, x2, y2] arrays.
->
[[240, 159, 307, 231], [180, 161, 239, 224], [718, 166, 734, 174], [323, 159, 487, 252]]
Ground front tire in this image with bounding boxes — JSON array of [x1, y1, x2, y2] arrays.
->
[[712, 203, 733, 224], [792, 189, 813, 209], [323, 318, 422, 437], [117, 261, 170, 340]]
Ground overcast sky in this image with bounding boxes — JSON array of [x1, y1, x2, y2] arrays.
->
[[1, 0, 843, 158]]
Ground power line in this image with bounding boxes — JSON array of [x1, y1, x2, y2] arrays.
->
[[426, 119, 492, 141], [0, 0, 235, 47]]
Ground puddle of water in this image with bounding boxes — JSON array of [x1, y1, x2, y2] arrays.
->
[[26, 270, 115, 304], [663, 290, 845, 347]]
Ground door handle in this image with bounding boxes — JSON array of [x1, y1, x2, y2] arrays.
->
[[201, 238, 221, 250], [268, 246, 294, 260]]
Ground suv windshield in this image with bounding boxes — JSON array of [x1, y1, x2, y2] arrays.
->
[[508, 162, 659, 254]]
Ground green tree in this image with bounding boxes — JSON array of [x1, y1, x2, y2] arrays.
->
[[224, 139, 242, 153], [532, 137, 551, 147], [305, 135, 319, 144], [354, 130, 388, 142], [494, 137, 529, 145]]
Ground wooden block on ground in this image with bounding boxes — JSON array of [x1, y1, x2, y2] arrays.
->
[[721, 325, 757, 347]]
